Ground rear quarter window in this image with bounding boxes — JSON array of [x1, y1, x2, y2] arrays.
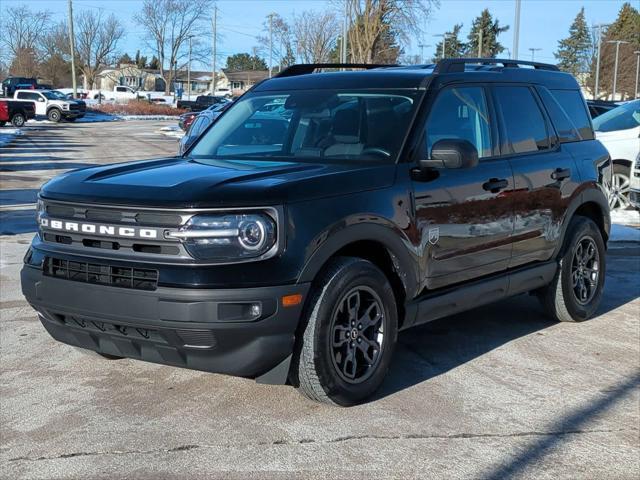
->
[[550, 89, 594, 140], [537, 87, 580, 143]]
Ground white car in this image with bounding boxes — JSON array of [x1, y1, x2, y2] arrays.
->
[[90, 85, 142, 101], [593, 100, 640, 209], [13, 89, 86, 122], [630, 151, 639, 209]]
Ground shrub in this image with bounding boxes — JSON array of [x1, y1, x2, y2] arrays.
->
[[89, 101, 186, 116]]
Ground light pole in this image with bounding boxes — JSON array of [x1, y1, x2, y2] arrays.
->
[[477, 30, 483, 58], [634, 50, 640, 99], [418, 43, 425, 64], [187, 35, 193, 101], [592, 23, 609, 99], [434, 33, 448, 59], [513, 0, 521, 59], [528, 48, 541, 61], [607, 40, 629, 100]]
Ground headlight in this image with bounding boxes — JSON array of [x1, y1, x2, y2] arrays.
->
[[61, 104, 70, 110], [166, 212, 277, 261]]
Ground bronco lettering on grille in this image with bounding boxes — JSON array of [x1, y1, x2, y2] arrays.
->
[[40, 218, 159, 239]]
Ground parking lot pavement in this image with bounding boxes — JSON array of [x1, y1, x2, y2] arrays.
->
[[1, 122, 639, 479]]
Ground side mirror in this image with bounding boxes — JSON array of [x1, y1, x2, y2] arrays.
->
[[419, 139, 479, 170]]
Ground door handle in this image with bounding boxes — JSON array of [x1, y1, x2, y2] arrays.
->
[[551, 168, 571, 181], [483, 178, 509, 193]]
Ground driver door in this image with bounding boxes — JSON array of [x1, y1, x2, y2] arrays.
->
[[411, 85, 515, 289]]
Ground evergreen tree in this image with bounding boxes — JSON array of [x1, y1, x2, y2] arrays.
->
[[117, 53, 133, 66], [135, 50, 147, 69], [225, 53, 268, 71], [590, 2, 640, 100], [148, 56, 160, 70], [555, 8, 592, 77], [465, 9, 509, 58], [432, 24, 465, 61]]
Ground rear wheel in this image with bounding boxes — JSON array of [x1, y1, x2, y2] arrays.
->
[[538, 216, 606, 322], [291, 257, 398, 406], [10, 112, 25, 127], [47, 108, 61, 123]]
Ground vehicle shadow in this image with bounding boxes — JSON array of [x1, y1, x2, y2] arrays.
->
[[376, 260, 639, 401]]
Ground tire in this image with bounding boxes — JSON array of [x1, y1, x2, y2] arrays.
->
[[291, 257, 398, 406], [609, 163, 631, 210], [47, 108, 61, 122], [538, 216, 606, 322], [10, 112, 26, 127], [0, 121, 5, 127]]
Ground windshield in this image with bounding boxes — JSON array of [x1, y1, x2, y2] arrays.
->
[[189, 89, 420, 163], [43, 90, 67, 100], [593, 100, 640, 132]]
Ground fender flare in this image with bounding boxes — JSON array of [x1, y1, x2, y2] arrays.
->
[[297, 222, 420, 299], [553, 187, 611, 258]]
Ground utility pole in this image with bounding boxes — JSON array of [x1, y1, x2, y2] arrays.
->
[[528, 47, 541, 61], [634, 51, 640, 99], [211, 4, 217, 94], [608, 40, 629, 100], [513, 0, 521, 59], [418, 44, 425, 64], [342, 0, 349, 63], [187, 36, 192, 101], [268, 13, 274, 78], [477, 31, 483, 58], [434, 33, 447, 59], [593, 23, 609, 99], [67, 0, 77, 98]]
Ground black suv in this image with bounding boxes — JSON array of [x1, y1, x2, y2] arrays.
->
[[21, 59, 611, 406]]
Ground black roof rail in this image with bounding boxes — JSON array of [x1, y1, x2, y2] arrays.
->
[[276, 63, 396, 78], [434, 58, 559, 74]]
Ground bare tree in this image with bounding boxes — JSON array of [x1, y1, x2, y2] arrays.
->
[[345, 0, 437, 63], [293, 11, 340, 63], [0, 6, 51, 76], [135, 0, 212, 94], [74, 11, 125, 89], [256, 13, 295, 71], [39, 21, 72, 86]]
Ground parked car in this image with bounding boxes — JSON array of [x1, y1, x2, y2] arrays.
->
[[587, 100, 620, 119], [13, 89, 86, 122], [178, 102, 232, 153], [56, 88, 89, 100], [21, 59, 612, 406], [89, 85, 142, 101], [1, 77, 37, 97], [0, 99, 36, 127], [593, 100, 640, 209], [213, 87, 232, 98], [629, 151, 640, 209], [177, 95, 226, 112]]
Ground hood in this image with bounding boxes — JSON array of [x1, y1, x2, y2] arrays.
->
[[40, 157, 396, 208]]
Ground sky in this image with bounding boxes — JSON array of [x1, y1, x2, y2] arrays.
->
[[0, 0, 628, 69]]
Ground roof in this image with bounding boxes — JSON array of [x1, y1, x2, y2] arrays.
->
[[254, 59, 579, 92], [222, 69, 269, 83]]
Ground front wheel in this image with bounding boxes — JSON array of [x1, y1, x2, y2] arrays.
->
[[538, 216, 606, 322], [609, 163, 631, 210], [10, 112, 25, 127], [47, 108, 61, 122], [291, 257, 398, 406]]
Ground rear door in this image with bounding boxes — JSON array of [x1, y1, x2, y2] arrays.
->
[[491, 85, 579, 267], [411, 84, 515, 289]]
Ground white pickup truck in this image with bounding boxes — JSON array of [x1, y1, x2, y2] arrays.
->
[[13, 89, 86, 122], [89, 85, 143, 101]]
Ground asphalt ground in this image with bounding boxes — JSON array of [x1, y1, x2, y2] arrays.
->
[[0, 121, 638, 479]]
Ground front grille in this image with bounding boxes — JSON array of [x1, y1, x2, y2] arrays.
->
[[44, 257, 158, 290]]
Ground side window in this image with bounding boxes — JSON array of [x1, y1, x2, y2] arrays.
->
[[425, 86, 493, 158], [116, 86, 126, 92], [550, 89, 594, 140], [537, 87, 580, 143], [494, 86, 550, 154]]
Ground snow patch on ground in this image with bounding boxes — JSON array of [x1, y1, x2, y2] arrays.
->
[[158, 125, 184, 138], [25, 112, 180, 124], [0, 128, 24, 147], [611, 208, 639, 227]]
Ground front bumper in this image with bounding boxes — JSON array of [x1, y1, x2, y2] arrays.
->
[[21, 265, 309, 382]]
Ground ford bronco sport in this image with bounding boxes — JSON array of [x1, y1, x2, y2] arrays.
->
[[21, 59, 611, 406]]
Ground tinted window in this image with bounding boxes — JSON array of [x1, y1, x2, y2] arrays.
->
[[551, 90, 593, 140], [538, 87, 580, 143], [425, 87, 493, 158], [190, 90, 419, 163], [494, 86, 550, 154], [592, 100, 640, 133], [17, 92, 40, 101]]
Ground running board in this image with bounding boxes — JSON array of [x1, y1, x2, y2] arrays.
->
[[403, 261, 558, 330]]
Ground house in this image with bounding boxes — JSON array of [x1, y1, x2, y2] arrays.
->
[[174, 71, 225, 94], [91, 64, 165, 92], [220, 69, 269, 96]]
